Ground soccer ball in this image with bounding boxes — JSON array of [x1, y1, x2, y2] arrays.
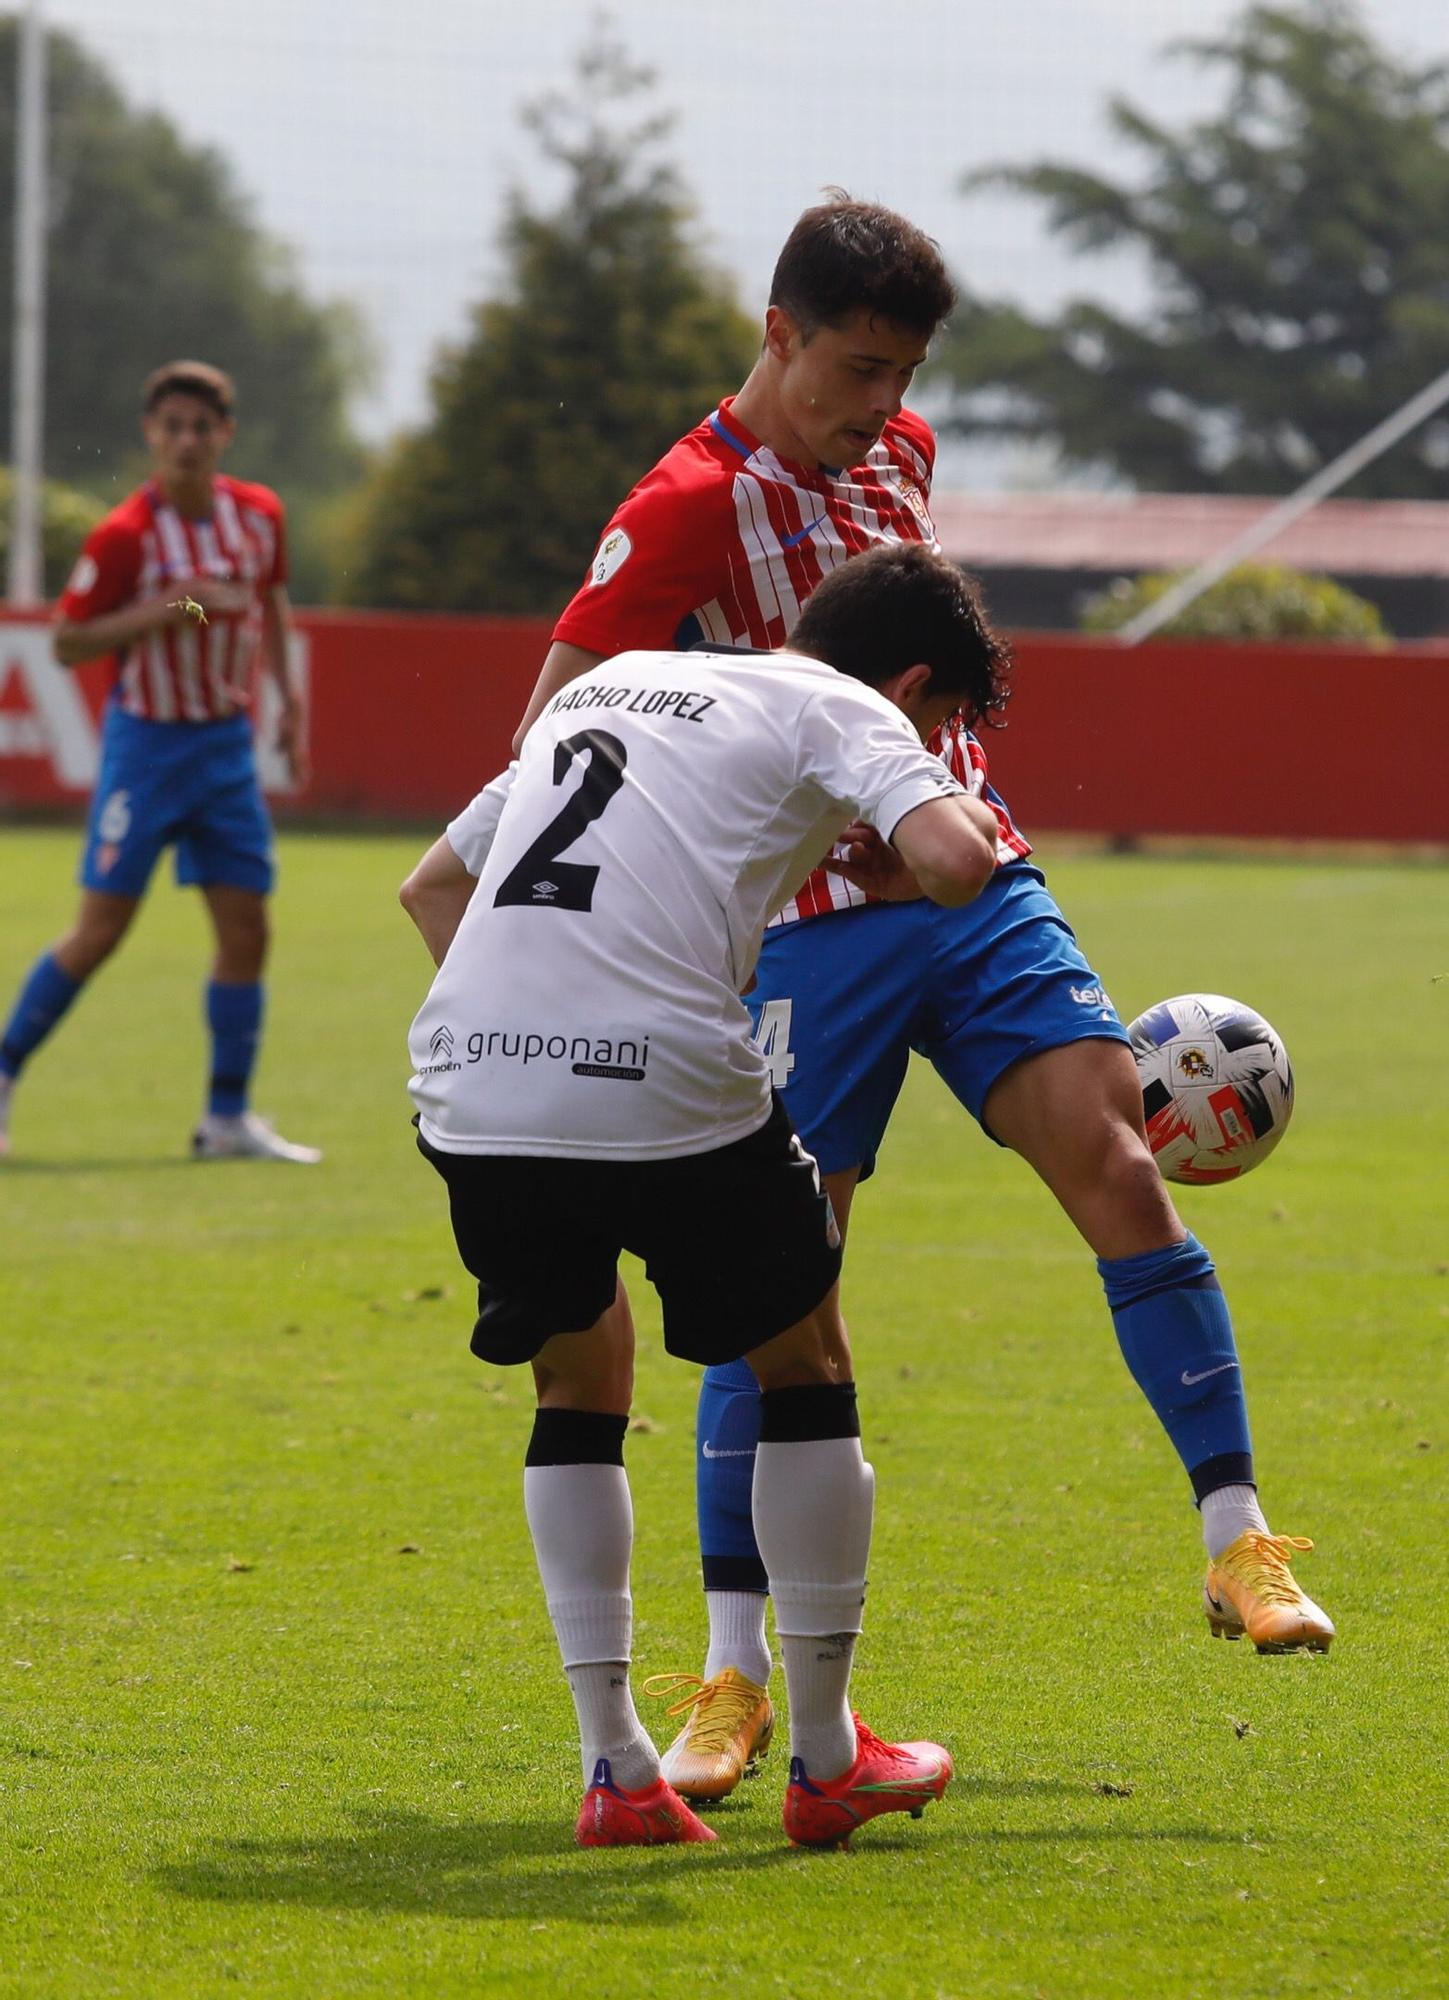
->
[[1128, 993, 1293, 1185]]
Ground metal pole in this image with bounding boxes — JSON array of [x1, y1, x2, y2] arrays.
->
[[7, 0, 47, 606], [1117, 361, 1449, 646]]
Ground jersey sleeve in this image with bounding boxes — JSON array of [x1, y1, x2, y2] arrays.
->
[[56, 515, 142, 622], [235, 480, 288, 588], [552, 457, 733, 657], [892, 407, 938, 490], [798, 681, 966, 843], [265, 494, 289, 588], [446, 764, 518, 876]]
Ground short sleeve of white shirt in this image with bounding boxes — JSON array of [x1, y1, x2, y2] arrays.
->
[[794, 675, 966, 837], [446, 764, 517, 876]]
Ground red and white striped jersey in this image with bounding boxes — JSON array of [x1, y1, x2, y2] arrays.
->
[[552, 397, 1030, 925], [57, 476, 287, 723]]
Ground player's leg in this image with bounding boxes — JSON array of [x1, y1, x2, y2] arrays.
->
[[744, 1291, 952, 1847], [651, 1100, 950, 1847], [523, 1298, 713, 1846], [0, 712, 174, 1152], [924, 868, 1332, 1649], [983, 1033, 1258, 1491], [183, 726, 319, 1162], [983, 1037, 1332, 1650], [524, 1291, 659, 1788], [683, 907, 920, 1781], [415, 1136, 712, 1846], [0, 890, 143, 1153]]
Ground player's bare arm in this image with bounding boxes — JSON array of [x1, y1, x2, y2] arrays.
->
[[400, 835, 478, 967], [512, 640, 605, 753], [260, 585, 308, 786], [51, 581, 249, 668], [884, 795, 999, 908], [823, 821, 924, 902]]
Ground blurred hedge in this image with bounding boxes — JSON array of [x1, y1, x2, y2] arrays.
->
[[1080, 563, 1388, 642]]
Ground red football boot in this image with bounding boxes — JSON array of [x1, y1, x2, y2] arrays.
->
[[574, 1758, 719, 1848], [783, 1715, 953, 1850]]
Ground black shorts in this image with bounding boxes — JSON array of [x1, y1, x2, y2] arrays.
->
[[416, 1094, 842, 1369]]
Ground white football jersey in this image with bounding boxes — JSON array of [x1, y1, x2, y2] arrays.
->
[[408, 648, 964, 1159]]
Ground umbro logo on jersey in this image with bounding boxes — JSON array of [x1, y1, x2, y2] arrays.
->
[[532, 880, 559, 901]]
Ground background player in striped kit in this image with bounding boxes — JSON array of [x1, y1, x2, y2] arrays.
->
[[513, 195, 1336, 1799], [0, 361, 320, 1163]]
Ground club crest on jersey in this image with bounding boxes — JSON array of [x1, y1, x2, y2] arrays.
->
[[589, 527, 633, 587], [896, 477, 932, 531], [66, 552, 99, 596]]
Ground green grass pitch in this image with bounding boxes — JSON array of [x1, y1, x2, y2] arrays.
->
[[3, 827, 1447, 1999]]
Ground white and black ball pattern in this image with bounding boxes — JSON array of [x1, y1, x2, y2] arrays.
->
[[1128, 994, 1294, 1185]]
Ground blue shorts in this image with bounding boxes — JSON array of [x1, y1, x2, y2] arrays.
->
[[748, 864, 1128, 1178], [79, 706, 275, 899]]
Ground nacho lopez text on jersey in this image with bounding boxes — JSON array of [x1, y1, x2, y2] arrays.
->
[[545, 681, 718, 725]]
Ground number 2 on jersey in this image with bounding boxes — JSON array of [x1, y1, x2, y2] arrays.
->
[[493, 730, 627, 913]]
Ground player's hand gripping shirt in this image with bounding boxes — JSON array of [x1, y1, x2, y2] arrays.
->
[[408, 649, 965, 1161], [552, 395, 1030, 925], [57, 476, 286, 723]]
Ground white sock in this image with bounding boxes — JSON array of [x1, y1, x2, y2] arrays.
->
[[1201, 1482, 1270, 1560], [780, 1631, 859, 1779], [563, 1662, 657, 1791], [523, 1462, 658, 1789], [703, 1591, 772, 1687], [752, 1435, 874, 1782]]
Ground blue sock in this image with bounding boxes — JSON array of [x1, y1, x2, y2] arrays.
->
[[1099, 1233, 1254, 1501], [0, 952, 82, 1078], [206, 981, 263, 1117], [696, 1358, 768, 1592]]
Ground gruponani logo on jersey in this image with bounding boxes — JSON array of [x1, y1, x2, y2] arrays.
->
[[589, 527, 633, 587]]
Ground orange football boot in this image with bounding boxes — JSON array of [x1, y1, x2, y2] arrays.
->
[[1204, 1532, 1335, 1653], [646, 1667, 774, 1803]]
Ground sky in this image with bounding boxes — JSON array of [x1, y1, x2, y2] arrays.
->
[[36, 0, 1449, 475]]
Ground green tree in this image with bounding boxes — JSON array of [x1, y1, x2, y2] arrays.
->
[[1081, 562, 1387, 640], [342, 26, 756, 612], [0, 467, 103, 596], [0, 17, 368, 595], [942, 2, 1449, 496]]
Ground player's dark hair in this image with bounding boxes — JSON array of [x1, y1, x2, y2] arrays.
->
[[142, 360, 235, 418], [790, 543, 1012, 727], [769, 194, 957, 340]]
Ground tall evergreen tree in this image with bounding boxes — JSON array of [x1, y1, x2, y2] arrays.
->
[[343, 26, 756, 612], [0, 18, 367, 592], [942, 2, 1449, 495]]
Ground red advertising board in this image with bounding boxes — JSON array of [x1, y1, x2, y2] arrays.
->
[[2, 608, 1446, 844]]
